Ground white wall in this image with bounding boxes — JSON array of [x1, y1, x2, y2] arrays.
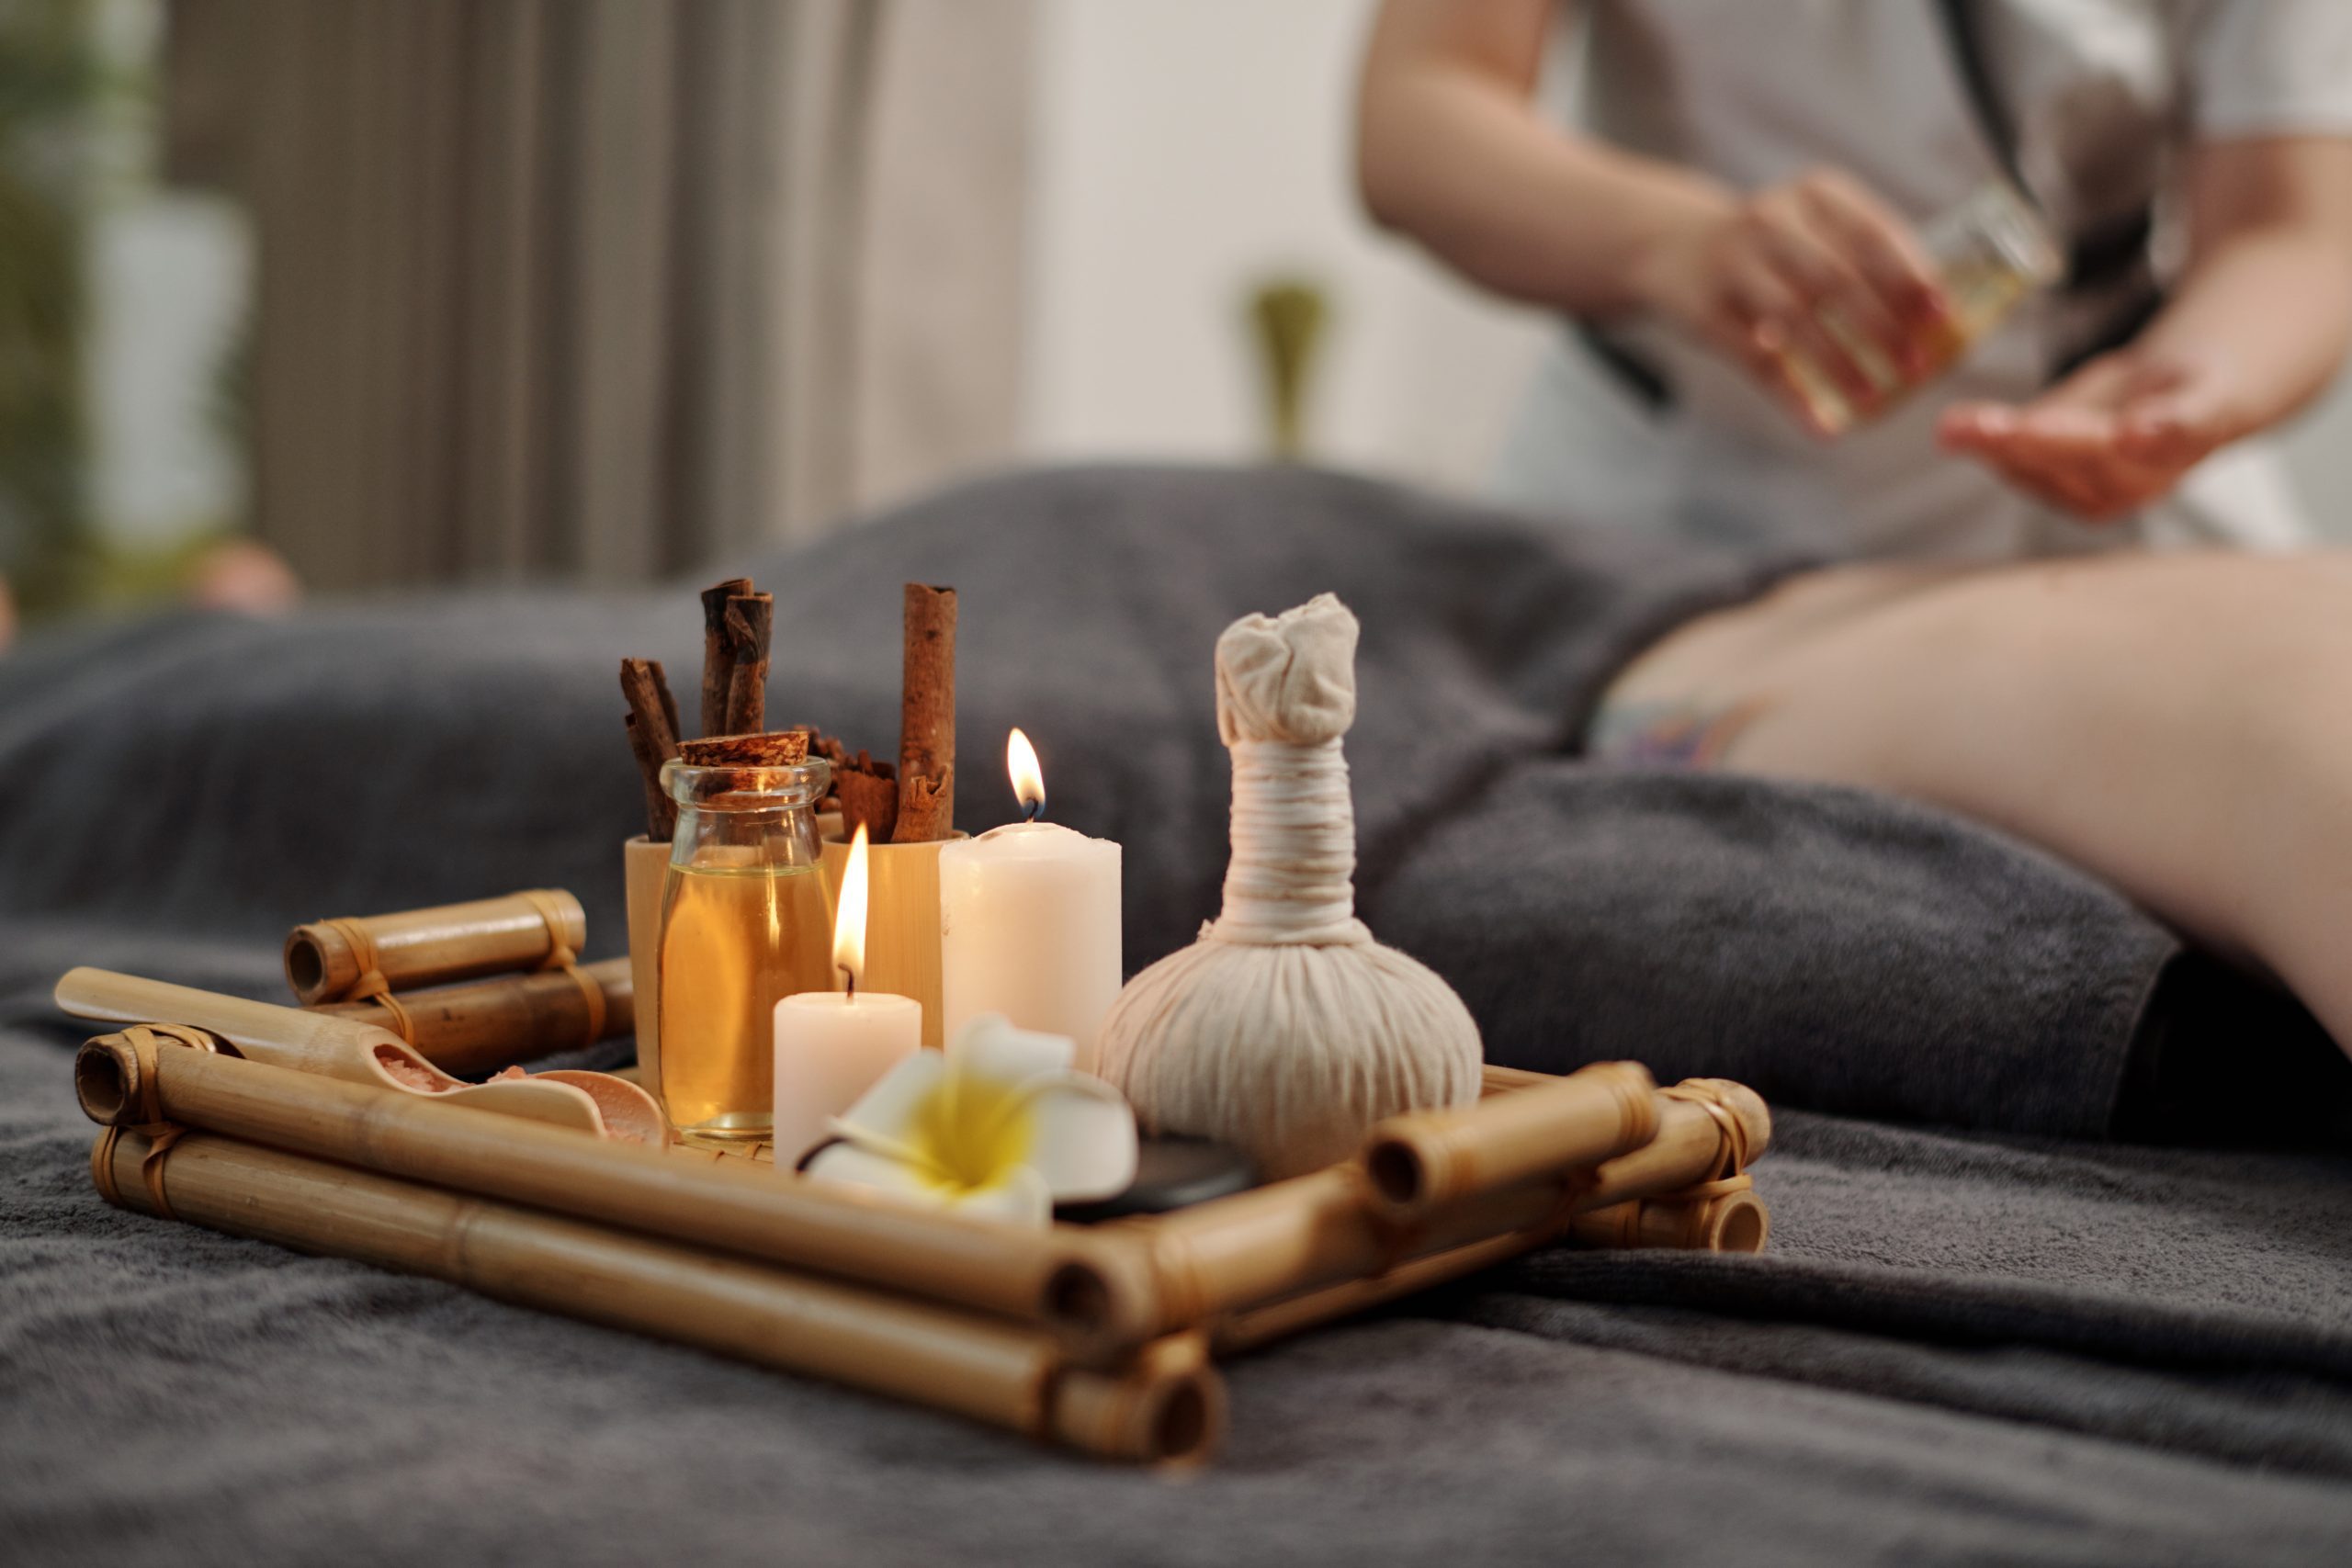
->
[[1019, 0, 2352, 534], [1020, 0, 1550, 492]]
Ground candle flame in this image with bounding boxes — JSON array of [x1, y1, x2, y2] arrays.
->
[[1007, 728, 1046, 821], [834, 822, 870, 991]]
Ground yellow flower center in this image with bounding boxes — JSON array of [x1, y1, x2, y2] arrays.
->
[[904, 1071, 1035, 1193]]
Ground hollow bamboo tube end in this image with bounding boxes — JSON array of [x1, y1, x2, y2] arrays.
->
[[1709, 1190, 1770, 1254], [74, 1034, 143, 1127], [1049, 1336, 1225, 1466], [1038, 1243, 1165, 1365], [1360, 1060, 1659, 1224], [1570, 1187, 1770, 1253], [284, 924, 358, 1006]]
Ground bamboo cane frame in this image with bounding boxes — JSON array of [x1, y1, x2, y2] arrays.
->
[[72, 1016, 1772, 1460], [71, 1001, 1769, 1360]]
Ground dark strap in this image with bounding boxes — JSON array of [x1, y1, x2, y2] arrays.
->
[[1574, 321, 1675, 413], [1932, 0, 2163, 370]]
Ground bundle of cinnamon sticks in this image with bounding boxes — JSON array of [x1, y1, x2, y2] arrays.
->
[[617, 577, 780, 840], [618, 577, 956, 845]]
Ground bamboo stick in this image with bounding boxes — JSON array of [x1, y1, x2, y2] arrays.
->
[[1569, 1180, 1770, 1254], [284, 889, 588, 1004], [1359, 1060, 1659, 1224], [1078, 1080, 1770, 1344], [1479, 1063, 1551, 1095], [1583, 1079, 1769, 1195], [312, 956, 635, 1075], [1212, 1227, 1538, 1356], [72, 1036, 1156, 1358], [1215, 1179, 1770, 1357], [56, 969, 664, 1145], [93, 1129, 1220, 1464]]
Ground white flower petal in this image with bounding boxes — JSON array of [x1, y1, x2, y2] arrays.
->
[[951, 1014, 1075, 1085], [803, 1142, 948, 1208], [830, 1047, 948, 1145], [943, 1163, 1053, 1227], [1014, 1072, 1139, 1201]]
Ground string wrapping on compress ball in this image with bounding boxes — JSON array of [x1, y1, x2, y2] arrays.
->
[[1214, 740, 1365, 946], [1097, 593, 1483, 1179]]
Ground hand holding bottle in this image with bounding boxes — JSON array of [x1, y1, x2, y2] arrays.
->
[[1641, 167, 1960, 434]]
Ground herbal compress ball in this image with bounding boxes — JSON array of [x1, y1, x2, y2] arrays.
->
[[1094, 594, 1483, 1178]]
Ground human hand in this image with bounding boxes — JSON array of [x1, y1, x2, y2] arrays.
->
[[1641, 168, 1957, 434], [1937, 348, 2252, 523]]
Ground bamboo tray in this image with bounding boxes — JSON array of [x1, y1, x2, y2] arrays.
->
[[60, 971, 1771, 1468]]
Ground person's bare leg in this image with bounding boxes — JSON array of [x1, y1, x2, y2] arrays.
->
[[1599, 550, 2352, 1048]]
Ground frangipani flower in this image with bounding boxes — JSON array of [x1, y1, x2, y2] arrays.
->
[[805, 1014, 1137, 1226]]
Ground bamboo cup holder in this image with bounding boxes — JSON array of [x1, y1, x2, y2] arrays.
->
[[623, 835, 671, 1095], [61, 966, 1774, 1466], [817, 830, 965, 1048]]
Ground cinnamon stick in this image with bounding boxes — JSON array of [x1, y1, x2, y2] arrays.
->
[[835, 750, 899, 841], [652, 660, 681, 740], [722, 592, 774, 736], [621, 658, 679, 752], [620, 658, 682, 840], [809, 731, 852, 771], [624, 714, 676, 840], [894, 582, 956, 841], [700, 576, 753, 738]]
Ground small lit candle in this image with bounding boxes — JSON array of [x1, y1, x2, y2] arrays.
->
[[938, 728, 1123, 1072], [773, 824, 922, 1164]]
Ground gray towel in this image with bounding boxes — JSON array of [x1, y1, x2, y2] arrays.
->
[[5, 464, 2350, 1564]]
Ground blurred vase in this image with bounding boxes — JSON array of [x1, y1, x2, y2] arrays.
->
[[1248, 276, 1330, 460]]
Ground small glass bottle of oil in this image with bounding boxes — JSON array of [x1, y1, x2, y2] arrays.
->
[[1782, 178, 2064, 435], [657, 752, 835, 1148]]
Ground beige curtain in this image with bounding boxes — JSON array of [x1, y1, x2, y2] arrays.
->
[[164, 0, 1032, 592]]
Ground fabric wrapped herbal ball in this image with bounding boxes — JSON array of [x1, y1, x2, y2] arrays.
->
[[1095, 593, 1482, 1178]]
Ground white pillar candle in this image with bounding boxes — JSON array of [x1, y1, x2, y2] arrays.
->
[[773, 822, 922, 1163], [772, 991, 921, 1163], [938, 730, 1124, 1073]]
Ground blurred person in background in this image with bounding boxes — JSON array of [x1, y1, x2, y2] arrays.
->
[[1357, 0, 2352, 560]]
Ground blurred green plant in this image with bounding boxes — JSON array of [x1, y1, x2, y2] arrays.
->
[[1248, 276, 1330, 460], [0, 0, 103, 615]]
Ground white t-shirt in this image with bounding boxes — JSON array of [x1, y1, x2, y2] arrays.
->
[[1494, 0, 2352, 560]]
